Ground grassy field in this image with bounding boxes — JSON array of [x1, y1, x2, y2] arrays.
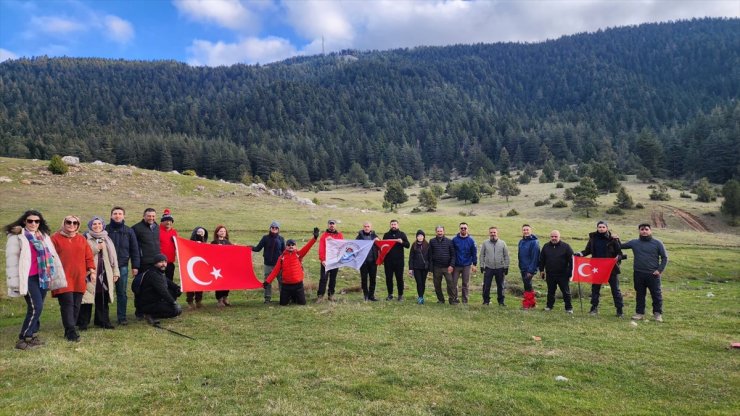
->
[[1, 157, 739, 415]]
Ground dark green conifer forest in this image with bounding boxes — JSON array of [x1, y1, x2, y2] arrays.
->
[[1, 18, 738, 185]]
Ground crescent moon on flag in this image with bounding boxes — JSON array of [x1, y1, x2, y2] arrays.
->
[[380, 244, 392, 250], [578, 263, 592, 277], [187, 256, 213, 286]]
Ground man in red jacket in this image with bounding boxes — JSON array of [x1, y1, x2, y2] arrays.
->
[[264, 228, 320, 306], [317, 220, 343, 302], [158, 209, 179, 281]]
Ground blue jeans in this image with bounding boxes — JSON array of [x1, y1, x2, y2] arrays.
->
[[20, 274, 47, 339], [115, 266, 129, 322]]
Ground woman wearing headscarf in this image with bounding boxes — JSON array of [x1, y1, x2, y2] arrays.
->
[[78, 216, 119, 329], [5, 210, 66, 350], [186, 226, 208, 309], [51, 215, 95, 341]]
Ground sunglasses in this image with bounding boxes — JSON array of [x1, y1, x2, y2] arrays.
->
[[460, 227, 468, 230], [270, 226, 279, 229], [65, 220, 80, 225], [26, 219, 41, 224]]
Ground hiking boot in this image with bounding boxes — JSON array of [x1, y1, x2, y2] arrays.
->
[[386, 295, 393, 301], [315, 296, 325, 304], [144, 315, 160, 326], [368, 297, 378, 302], [653, 313, 663, 322], [397, 295, 404, 302], [264, 298, 272, 304], [29, 335, 44, 347], [15, 338, 31, 350], [328, 295, 336, 302], [631, 314, 644, 321], [217, 299, 226, 308], [118, 319, 129, 326]]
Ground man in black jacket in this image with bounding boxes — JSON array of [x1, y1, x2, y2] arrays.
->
[[429, 226, 456, 304], [539, 230, 574, 314], [138, 254, 182, 322], [253, 220, 285, 303], [356, 222, 380, 301], [106, 206, 140, 326], [575, 221, 625, 317], [131, 207, 160, 317], [382, 219, 410, 301]]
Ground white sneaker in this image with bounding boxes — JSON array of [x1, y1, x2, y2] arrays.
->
[[632, 314, 644, 321], [544, 307, 552, 311], [653, 313, 663, 322], [566, 309, 573, 314]]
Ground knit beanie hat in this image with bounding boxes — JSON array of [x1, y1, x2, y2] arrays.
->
[[161, 208, 174, 223], [416, 229, 425, 238], [153, 253, 167, 263], [270, 221, 280, 229]]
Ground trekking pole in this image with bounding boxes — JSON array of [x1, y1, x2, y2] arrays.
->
[[152, 322, 196, 340], [578, 282, 584, 314]]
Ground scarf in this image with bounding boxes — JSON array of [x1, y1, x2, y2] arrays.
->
[[58, 215, 81, 238], [24, 229, 55, 290]]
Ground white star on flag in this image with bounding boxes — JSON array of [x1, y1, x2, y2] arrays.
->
[[593, 268, 599, 273], [210, 267, 222, 279]]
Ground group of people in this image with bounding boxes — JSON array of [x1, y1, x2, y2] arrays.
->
[[6, 207, 668, 351]]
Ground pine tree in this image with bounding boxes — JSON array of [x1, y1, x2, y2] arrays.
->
[[693, 178, 715, 202], [539, 159, 556, 183], [384, 180, 408, 210], [614, 186, 634, 209], [498, 147, 511, 175], [572, 177, 599, 217], [418, 188, 437, 211], [721, 179, 740, 225], [497, 175, 520, 203]]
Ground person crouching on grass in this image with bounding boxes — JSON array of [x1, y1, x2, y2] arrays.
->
[[263, 227, 320, 306]]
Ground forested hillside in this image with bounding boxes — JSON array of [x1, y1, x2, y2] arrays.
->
[[0, 18, 738, 184]]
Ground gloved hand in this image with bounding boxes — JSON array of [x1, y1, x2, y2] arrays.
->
[[313, 227, 320, 239], [504, 268, 509, 276]]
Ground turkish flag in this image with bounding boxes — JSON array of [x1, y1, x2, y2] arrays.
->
[[175, 237, 261, 292], [374, 240, 398, 265], [571, 256, 618, 284]]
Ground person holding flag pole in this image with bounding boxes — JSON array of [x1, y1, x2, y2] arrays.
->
[[574, 221, 625, 317], [263, 228, 320, 306]]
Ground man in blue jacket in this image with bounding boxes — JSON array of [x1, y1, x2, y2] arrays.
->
[[252, 220, 285, 303], [451, 222, 477, 304], [106, 206, 140, 326], [518, 224, 540, 309]]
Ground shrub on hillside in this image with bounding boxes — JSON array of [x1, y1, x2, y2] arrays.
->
[[556, 182, 564, 188], [680, 192, 692, 199], [183, 169, 197, 177], [534, 200, 550, 207], [606, 206, 624, 215], [635, 203, 645, 209], [48, 155, 68, 175], [552, 200, 568, 208], [506, 209, 519, 217]]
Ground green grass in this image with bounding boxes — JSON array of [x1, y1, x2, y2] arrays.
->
[[1, 157, 739, 415]]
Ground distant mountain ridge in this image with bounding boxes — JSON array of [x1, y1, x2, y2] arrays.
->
[[1, 17, 738, 183]]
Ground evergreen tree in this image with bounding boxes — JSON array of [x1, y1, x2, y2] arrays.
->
[[498, 147, 511, 175], [636, 129, 663, 175], [693, 178, 715, 202], [572, 177, 599, 217], [384, 180, 408, 210], [721, 179, 740, 225], [614, 186, 635, 209], [347, 162, 370, 187], [539, 159, 556, 183], [497, 175, 520, 203], [418, 188, 437, 211], [457, 181, 481, 204], [590, 161, 620, 192]]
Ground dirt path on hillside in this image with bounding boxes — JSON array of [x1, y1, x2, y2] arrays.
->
[[651, 208, 666, 229], [661, 205, 711, 232]]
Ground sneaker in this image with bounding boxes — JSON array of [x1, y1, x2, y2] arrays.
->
[[364, 296, 369, 302], [217, 299, 226, 308], [118, 319, 129, 326], [653, 313, 663, 322], [483, 302, 490, 306], [328, 295, 336, 302], [315, 296, 325, 304], [397, 295, 404, 302], [589, 307, 598, 316], [566, 309, 574, 315], [386, 295, 394, 301], [437, 300, 446, 304], [195, 301, 204, 309], [15, 339, 31, 350], [631, 314, 644, 321], [417, 297, 424, 305], [65, 332, 80, 342], [144, 315, 160, 326], [544, 307, 552, 311], [498, 303, 506, 307], [29, 336, 44, 347], [368, 297, 378, 302], [187, 301, 195, 310], [616, 313, 624, 318]]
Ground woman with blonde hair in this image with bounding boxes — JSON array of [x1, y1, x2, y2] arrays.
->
[[79, 216, 119, 329], [5, 210, 66, 350]]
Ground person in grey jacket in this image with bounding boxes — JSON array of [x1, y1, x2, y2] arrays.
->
[[479, 227, 510, 306], [621, 223, 668, 322]]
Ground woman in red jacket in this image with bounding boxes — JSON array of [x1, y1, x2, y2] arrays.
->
[[264, 228, 319, 306]]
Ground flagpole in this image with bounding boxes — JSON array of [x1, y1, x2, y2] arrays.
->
[[578, 282, 583, 314]]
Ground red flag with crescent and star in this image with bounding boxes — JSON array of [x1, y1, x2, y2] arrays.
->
[[374, 240, 398, 265], [175, 237, 262, 292], [571, 256, 618, 284]]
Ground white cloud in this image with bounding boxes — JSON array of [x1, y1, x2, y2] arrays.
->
[[187, 36, 298, 66], [104, 15, 135, 44], [173, 0, 261, 31], [30, 15, 86, 35], [0, 48, 19, 62]]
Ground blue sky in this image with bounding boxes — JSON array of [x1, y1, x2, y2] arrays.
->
[[1, 0, 738, 66]]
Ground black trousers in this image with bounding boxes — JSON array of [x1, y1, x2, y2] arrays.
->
[[165, 262, 175, 281], [634, 271, 662, 314], [483, 268, 506, 304], [384, 261, 405, 296], [317, 265, 338, 296], [590, 273, 623, 311], [140, 301, 181, 319], [186, 292, 203, 303], [413, 269, 428, 298], [360, 262, 377, 298], [78, 277, 111, 328], [546, 274, 572, 310], [280, 282, 307, 305], [215, 290, 230, 300], [57, 292, 83, 337]]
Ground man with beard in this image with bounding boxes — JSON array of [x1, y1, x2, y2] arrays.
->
[[253, 221, 285, 303], [131, 208, 160, 318], [429, 226, 455, 304], [382, 219, 410, 301], [575, 221, 625, 317], [356, 222, 380, 301], [451, 222, 477, 304], [138, 254, 182, 323], [105, 206, 140, 326], [317, 219, 344, 302], [621, 224, 668, 322]]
